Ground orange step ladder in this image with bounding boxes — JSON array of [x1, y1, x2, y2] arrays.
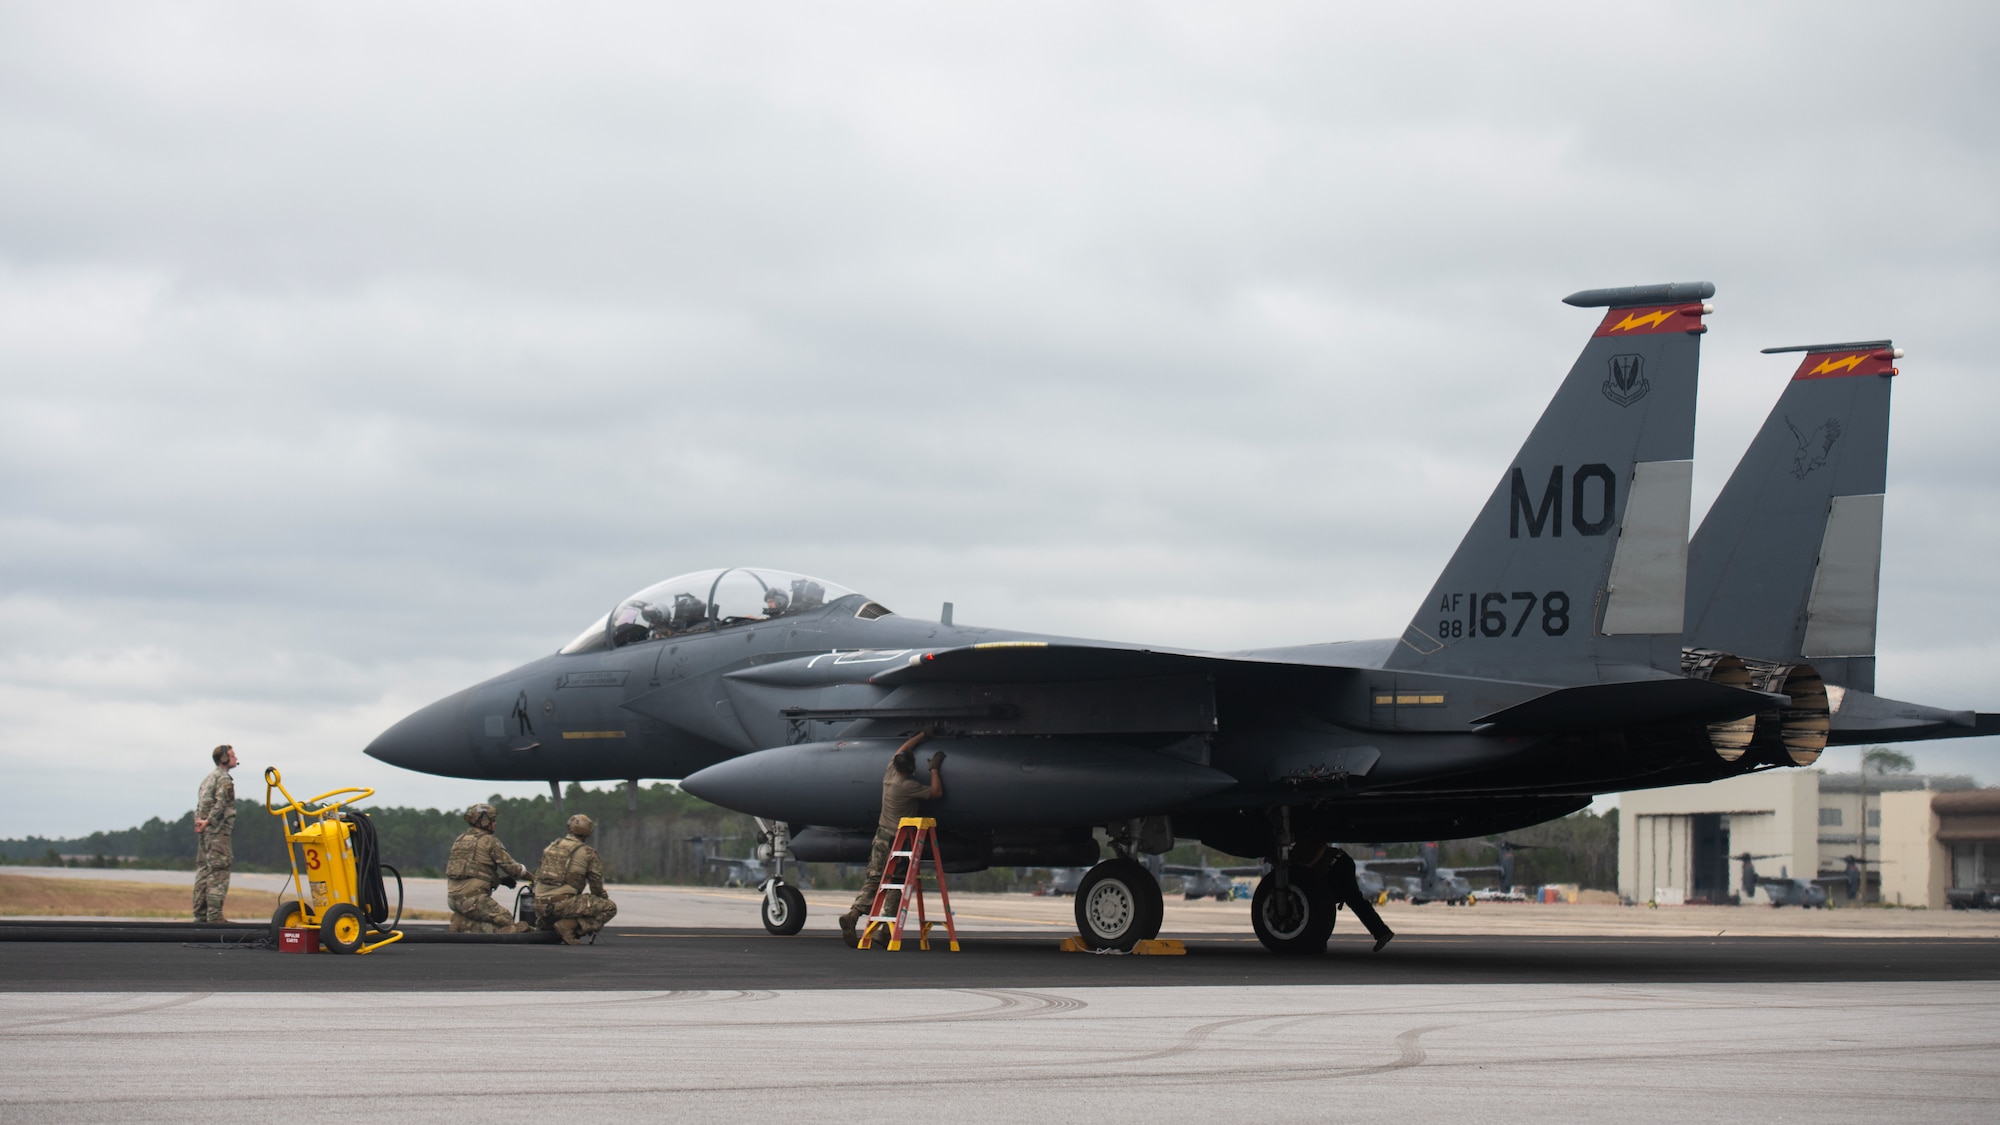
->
[[857, 817, 960, 951]]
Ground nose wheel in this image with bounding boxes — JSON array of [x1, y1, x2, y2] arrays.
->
[[760, 879, 807, 935], [1072, 858, 1165, 951]]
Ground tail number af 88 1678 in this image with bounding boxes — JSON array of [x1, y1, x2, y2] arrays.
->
[[1436, 591, 1569, 639]]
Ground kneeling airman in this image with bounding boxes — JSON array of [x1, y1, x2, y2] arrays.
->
[[535, 814, 619, 945], [446, 803, 534, 934]]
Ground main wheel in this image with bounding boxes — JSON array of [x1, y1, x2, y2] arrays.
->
[[1251, 866, 1336, 955], [1073, 858, 1164, 950], [319, 903, 367, 955], [762, 883, 808, 936], [270, 900, 307, 946]]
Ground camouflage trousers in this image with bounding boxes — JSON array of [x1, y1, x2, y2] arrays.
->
[[447, 890, 518, 933], [192, 832, 232, 922], [538, 892, 618, 937], [849, 831, 901, 917]]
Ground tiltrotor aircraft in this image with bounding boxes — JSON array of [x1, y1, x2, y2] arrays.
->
[[366, 280, 1995, 954]]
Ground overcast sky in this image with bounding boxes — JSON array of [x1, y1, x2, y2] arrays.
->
[[4, 3, 1998, 838]]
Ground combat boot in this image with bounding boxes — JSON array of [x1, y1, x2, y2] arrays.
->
[[838, 909, 860, 947], [506, 921, 535, 934], [554, 919, 582, 945]]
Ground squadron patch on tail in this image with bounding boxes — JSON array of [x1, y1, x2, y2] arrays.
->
[[1785, 415, 1841, 479]]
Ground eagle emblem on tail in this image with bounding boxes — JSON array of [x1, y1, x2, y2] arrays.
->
[[1786, 415, 1841, 479]]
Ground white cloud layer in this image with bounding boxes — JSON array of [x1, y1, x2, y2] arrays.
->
[[4, 3, 1998, 836]]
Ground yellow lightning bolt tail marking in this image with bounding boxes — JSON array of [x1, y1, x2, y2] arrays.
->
[[1808, 354, 1867, 376], [1608, 309, 1674, 332]]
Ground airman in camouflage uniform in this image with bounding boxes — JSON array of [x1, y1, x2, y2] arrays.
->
[[838, 730, 944, 947], [192, 744, 238, 922], [534, 814, 618, 945], [446, 803, 534, 933]]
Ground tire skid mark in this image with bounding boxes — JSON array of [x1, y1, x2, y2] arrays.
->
[[0, 991, 212, 1033]]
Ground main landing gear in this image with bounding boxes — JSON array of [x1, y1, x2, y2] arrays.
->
[[1247, 806, 1344, 956], [1251, 864, 1336, 955], [1073, 858, 1165, 951]]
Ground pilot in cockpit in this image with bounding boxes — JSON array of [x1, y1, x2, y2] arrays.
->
[[762, 589, 790, 619], [641, 603, 674, 640]]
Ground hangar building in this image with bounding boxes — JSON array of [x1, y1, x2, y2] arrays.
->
[[1617, 769, 1988, 907]]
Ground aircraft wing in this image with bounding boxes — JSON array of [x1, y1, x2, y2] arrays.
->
[[1449, 865, 1506, 880], [869, 642, 1221, 686], [860, 641, 1775, 736]]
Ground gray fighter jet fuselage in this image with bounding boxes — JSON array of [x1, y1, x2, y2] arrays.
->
[[364, 281, 1995, 954]]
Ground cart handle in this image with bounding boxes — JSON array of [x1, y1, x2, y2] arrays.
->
[[265, 768, 375, 817]]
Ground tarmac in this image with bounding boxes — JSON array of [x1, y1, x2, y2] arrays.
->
[[6, 867, 1999, 1120], [12, 865, 2000, 938]]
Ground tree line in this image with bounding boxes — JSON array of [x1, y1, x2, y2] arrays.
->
[[4, 791, 1621, 890]]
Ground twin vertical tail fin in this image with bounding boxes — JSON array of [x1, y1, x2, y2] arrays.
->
[[1387, 282, 1713, 682], [1685, 341, 1899, 691]]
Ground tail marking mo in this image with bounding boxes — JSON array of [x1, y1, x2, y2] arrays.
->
[[1508, 465, 1617, 538]]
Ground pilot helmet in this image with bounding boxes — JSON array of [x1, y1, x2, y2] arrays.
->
[[465, 803, 497, 829], [764, 590, 790, 611], [568, 813, 595, 839]]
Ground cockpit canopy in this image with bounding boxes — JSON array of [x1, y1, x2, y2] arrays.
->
[[560, 568, 879, 654]]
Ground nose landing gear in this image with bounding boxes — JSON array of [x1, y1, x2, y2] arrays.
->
[[754, 817, 808, 936]]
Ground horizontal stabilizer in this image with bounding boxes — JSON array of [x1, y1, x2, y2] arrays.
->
[[1474, 676, 1778, 734], [1827, 689, 2000, 745]]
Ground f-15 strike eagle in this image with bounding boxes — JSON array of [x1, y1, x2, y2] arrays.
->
[[365, 281, 1995, 954]]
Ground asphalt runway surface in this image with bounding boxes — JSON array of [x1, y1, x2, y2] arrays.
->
[[6, 981, 1997, 1122], [6, 926, 2000, 991], [8, 928, 2000, 1121]]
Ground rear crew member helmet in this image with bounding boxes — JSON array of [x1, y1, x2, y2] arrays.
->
[[567, 814, 595, 839]]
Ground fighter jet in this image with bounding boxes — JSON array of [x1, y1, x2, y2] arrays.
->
[[366, 281, 1996, 955]]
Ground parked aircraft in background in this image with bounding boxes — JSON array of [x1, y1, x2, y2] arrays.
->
[[1735, 852, 1848, 908], [1162, 862, 1264, 901], [367, 281, 1993, 954]]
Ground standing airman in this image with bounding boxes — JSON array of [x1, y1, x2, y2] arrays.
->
[[838, 729, 944, 947], [192, 744, 238, 922]]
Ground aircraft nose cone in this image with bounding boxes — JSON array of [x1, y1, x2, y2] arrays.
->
[[364, 688, 477, 777]]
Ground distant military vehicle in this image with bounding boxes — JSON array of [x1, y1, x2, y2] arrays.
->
[[1735, 852, 1846, 908], [1162, 861, 1265, 900]]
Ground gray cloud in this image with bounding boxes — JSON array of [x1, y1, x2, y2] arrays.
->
[[4, 3, 1999, 835]]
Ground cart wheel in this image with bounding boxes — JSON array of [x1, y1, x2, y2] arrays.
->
[[320, 903, 367, 954], [270, 900, 307, 945], [762, 884, 808, 936]]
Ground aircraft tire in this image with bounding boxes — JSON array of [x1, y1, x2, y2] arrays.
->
[[761, 884, 808, 936], [1074, 858, 1164, 950], [1251, 866, 1335, 955]]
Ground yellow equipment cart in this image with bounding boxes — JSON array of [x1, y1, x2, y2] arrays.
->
[[265, 767, 405, 954]]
